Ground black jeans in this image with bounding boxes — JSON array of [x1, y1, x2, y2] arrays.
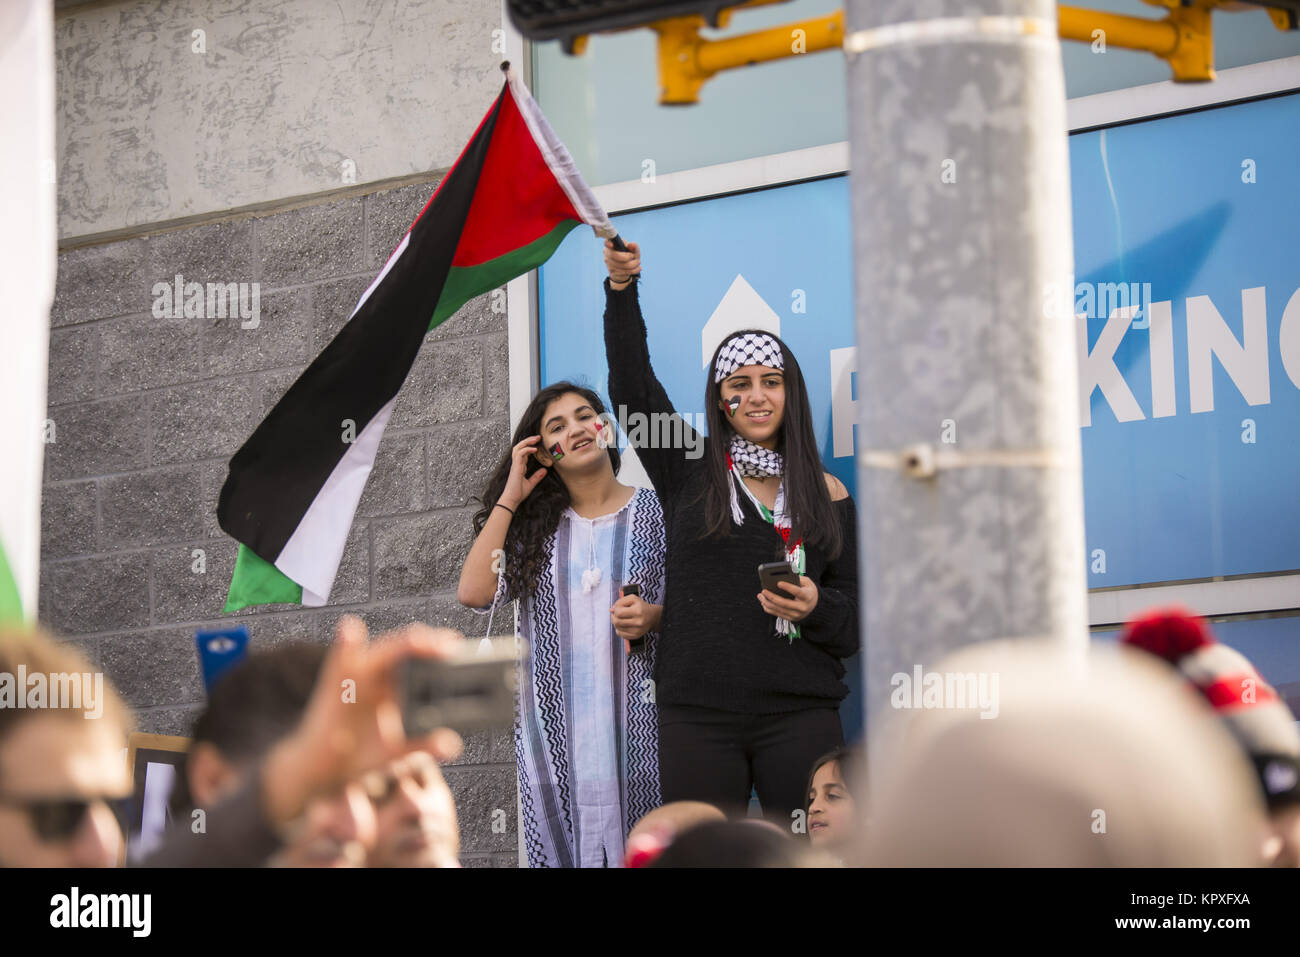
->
[[658, 703, 843, 827]]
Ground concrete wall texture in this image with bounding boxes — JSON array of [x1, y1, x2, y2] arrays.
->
[[56, 0, 503, 239], [46, 0, 520, 866]]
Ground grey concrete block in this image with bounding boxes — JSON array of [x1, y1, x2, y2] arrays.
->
[[150, 375, 273, 466], [132, 705, 203, 738], [47, 324, 98, 406], [329, 521, 371, 606], [99, 628, 205, 710], [429, 289, 506, 342], [372, 510, 473, 599], [100, 466, 204, 549], [256, 198, 365, 287], [239, 610, 327, 651], [198, 460, 232, 541], [51, 238, 150, 326], [57, 635, 101, 669], [260, 367, 302, 415], [425, 417, 507, 510], [445, 725, 513, 768], [390, 338, 483, 429], [357, 433, 426, 518], [320, 600, 428, 642], [42, 396, 150, 482], [97, 313, 206, 398], [426, 594, 490, 637], [308, 275, 369, 354], [483, 331, 510, 417], [364, 181, 439, 272], [147, 219, 256, 287], [39, 553, 151, 635], [151, 539, 237, 625], [40, 481, 97, 559], [202, 286, 314, 378], [444, 765, 517, 854]]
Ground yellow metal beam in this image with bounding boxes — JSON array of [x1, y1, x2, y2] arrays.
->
[[634, 1, 1287, 103], [653, 11, 844, 104], [1059, 4, 1214, 80]]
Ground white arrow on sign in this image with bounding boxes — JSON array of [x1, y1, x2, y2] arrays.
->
[[701, 274, 782, 369]]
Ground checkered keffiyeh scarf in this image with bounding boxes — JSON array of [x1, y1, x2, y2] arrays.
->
[[729, 434, 782, 480], [726, 434, 805, 642], [714, 333, 783, 383]]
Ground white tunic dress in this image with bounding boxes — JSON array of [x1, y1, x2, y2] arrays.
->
[[482, 486, 666, 867]]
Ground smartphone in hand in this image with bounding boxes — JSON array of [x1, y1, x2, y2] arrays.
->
[[757, 561, 800, 594], [620, 583, 646, 652]]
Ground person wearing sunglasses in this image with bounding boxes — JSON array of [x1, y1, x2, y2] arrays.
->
[[0, 628, 132, 867]]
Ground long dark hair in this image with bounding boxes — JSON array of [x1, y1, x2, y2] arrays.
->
[[701, 330, 843, 559], [472, 382, 620, 598]]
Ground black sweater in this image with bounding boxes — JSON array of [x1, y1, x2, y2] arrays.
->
[[603, 277, 860, 714]]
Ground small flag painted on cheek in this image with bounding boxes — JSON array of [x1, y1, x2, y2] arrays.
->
[[550, 442, 564, 460], [726, 396, 741, 418]]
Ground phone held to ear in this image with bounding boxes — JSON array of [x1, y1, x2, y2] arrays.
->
[[757, 561, 800, 594], [400, 637, 523, 737], [621, 583, 647, 652]]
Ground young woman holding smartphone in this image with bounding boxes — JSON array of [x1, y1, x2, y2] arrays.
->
[[602, 239, 859, 828], [457, 382, 665, 868]]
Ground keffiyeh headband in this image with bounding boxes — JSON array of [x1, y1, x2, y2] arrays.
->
[[714, 333, 784, 383]]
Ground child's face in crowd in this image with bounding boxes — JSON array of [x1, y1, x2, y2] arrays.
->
[[365, 752, 460, 868], [0, 713, 128, 867], [808, 760, 856, 852], [719, 366, 785, 447], [536, 392, 607, 472]]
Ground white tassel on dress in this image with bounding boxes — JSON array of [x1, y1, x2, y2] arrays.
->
[[581, 521, 602, 593]]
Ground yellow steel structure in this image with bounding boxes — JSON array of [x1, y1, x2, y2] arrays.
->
[[591, 0, 1297, 104]]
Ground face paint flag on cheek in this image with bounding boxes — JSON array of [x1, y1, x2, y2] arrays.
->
[[726, 395, 741, 418], [550, 442, 565, 461]]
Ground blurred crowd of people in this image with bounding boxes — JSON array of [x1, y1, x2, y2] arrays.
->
[[0, 605, 1296, 868]]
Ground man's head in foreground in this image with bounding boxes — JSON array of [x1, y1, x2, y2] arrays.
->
[[182, 637, 462, 867], [183, 641, 375, 867], [863, 640, 1267, 866], [0, 628, 131, 867]]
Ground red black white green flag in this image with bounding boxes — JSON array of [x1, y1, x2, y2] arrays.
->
[[218, 66, 614, 611]]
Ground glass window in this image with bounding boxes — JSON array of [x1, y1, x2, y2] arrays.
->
[[531, 0, 1300, 186]]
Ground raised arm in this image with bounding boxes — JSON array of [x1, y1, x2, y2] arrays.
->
[[602, 239, 702, 494]]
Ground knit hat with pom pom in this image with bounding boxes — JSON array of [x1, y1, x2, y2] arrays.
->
[[1122, 606, 1300, 809]]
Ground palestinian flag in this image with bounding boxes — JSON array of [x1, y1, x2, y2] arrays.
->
[[218, 65, 614, 611]]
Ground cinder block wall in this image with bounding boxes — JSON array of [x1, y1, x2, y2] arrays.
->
[[42, 180, 518, 866]]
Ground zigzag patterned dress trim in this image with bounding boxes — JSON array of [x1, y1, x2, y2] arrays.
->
[[491, 486, 665, 867]]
